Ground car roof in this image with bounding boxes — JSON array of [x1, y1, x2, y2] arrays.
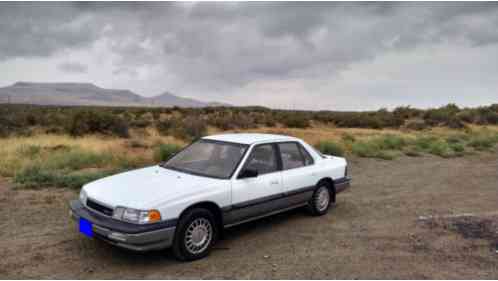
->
[[202, 133, 300, 145]]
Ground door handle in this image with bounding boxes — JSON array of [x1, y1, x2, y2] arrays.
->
[[270, 180, 279, 185]]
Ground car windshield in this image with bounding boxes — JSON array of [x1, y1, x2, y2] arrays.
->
[[161, 139, 248, 179]]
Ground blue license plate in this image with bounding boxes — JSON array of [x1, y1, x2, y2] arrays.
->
[[79, 218, 93, 238]]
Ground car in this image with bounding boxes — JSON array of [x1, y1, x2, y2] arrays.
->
[[69, 133, 351, 261]]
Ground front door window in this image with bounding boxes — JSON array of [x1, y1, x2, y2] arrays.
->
[[244, 144, 278, 175]]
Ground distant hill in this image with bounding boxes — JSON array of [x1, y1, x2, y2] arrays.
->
[[145, 91, 230, 108], [0, 82, 230, 108]]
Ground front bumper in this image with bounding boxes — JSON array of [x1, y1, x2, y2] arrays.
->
[[334, 176, 351, 193], [70, 200, 176, 252]]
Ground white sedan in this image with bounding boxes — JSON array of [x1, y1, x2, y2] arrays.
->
[[70, 133, 351, 261]]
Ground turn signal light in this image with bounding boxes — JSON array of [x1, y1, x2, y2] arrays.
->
[[148, 210, 161, 222]]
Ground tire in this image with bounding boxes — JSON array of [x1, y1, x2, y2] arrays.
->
[[307, 183, 332, 216], [172, 208, 218, 261]]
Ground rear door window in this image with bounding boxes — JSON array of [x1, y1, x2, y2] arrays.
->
[[278, 142, 305, 170]]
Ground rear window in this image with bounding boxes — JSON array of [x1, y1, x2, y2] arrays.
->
[[299, 144, 314, 165], [311, 146, 326, 158]]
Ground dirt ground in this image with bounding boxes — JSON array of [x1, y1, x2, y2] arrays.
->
[[1, 152, 497, 279]]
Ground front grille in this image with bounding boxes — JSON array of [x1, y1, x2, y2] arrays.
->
[[86, 198, 113, 216]]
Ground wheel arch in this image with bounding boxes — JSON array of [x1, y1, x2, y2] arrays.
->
[[317, 177, 336, 203], [178, 201, 224, 231]]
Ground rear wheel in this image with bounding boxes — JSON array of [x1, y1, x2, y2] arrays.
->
[[172, 208, 218, 261], [308, 183, 332, 216]]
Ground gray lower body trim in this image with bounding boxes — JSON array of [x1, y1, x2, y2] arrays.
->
[[334, 176, 351, 193], [70, 200, 177, 233], [91, 224, 175, 252], [70, 203, 175, 252], [224, 202, 308, 228], [222, 176, 352, 227], [223, 187, 314, 227]]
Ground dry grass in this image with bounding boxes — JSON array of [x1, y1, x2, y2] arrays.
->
[[0, 130, 186, 179], [225, 126, 408, 144], [0, 125, 496, 188], [221, 125, 498, 145], [221, 125, 498, 159]]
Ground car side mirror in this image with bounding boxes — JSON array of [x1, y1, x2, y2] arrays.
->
[[238, 168, 258, 179]]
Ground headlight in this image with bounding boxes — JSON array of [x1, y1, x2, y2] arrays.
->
[[113, 207, 161, 224], [79, 189, 87, 205]]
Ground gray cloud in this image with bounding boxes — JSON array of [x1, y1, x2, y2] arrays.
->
[[58, 62, 88, 74], [0, 3, 103, 60], [1, 2, 498, 109]]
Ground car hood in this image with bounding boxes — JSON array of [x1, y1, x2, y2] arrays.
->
[[82, 166, 224, 210]]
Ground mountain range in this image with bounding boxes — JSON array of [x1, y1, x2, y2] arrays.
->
[[0, 82, 230, 108]]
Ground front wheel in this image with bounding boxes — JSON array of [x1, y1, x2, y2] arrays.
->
[[308, 184, 332, 216], [172, 208, 218, 261]]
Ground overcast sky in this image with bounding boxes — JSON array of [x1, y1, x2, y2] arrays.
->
[[1, 2, 497, 110]]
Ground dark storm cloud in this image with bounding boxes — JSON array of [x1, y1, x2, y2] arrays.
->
[[2, 3, 498, 59], [0, 2, 103, 60], [1, 2, 498, 104]]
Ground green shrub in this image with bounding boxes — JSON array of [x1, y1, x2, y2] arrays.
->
[[405, 120, 428, 131], [315, 141, 344, 157], [403, 147, 422, 157], [428, 140, 453, 158], [232, 113, 256, 129], [130, 119, 150, 128], [263, 116, 276, 127], [456, 109, 478, 123], [17, 145, 42, 158], [351, 142, 396, 160], [378, 134, 406, 150], [468, 135, 497, 151], [351, 141, 379, 158], [449, 142, 465, 154], [414, 136, 439, 150], [350, 136, 406, 160], [474, 106, 498, 125], [43, 149, 114, 171], [156, 118, 177, 135], [14, 166, 116, 189], [12, 145, 124, 189], [154, 144, 182, 162], [280, 114, 310, 128], [447, 117, 466, 129], [2, 103, 498, 137], [14, 166, 54, 188], [113, 155, 149, 170], [210, 114, 236, 130], [0, 113, 30, 137], [180, 116, 207, 140], [423, 104, 460, 126], [375, 150, 398, 160], [341, 133, 356, 143], [127, 139, 149, 148], [66, 110, 129, 138], [210, 112, 256, 130], [336, 113, 384, 129], [393, 106, 422, 119], [446, 134, 468, 144], [157, 116, 207, 140]]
